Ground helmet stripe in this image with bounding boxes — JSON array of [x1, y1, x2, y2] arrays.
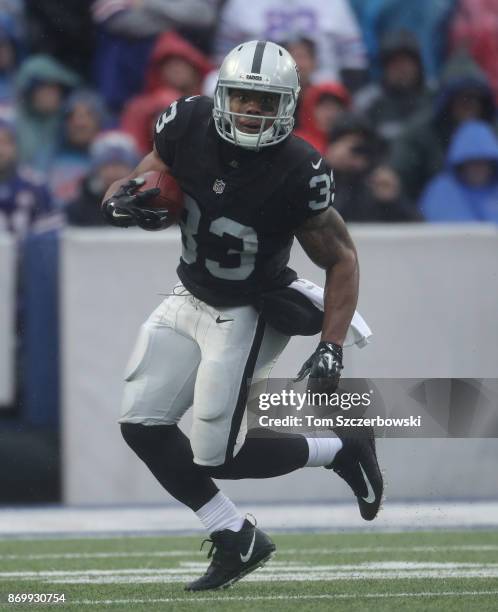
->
[[251, 40, 267, 74]]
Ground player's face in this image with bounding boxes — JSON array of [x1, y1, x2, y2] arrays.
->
[[229, 89, 280, 133]]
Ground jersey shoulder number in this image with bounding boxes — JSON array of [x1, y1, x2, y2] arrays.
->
[[284, 138, 335, 227], [287, 134, 335, 209], [154, 96, 206, 168], [155, 99, 179, 134], [307, 164, 335, 212], [154, 95, 211, 167], [154, 95, 212, 138]]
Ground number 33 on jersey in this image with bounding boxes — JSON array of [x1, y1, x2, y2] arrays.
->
[[154, 95, 335, 307]]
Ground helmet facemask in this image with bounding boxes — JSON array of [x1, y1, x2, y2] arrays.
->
[[214, 85, 296, 150]]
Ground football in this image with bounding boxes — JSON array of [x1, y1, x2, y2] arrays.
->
[[137, 170, 184, 222]]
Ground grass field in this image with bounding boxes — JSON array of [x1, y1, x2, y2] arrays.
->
[[0, 530, 497, 611]]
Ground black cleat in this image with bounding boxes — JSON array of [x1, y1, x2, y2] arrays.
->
[[326, 425, 383, 520], [185, 517, 276, 591]]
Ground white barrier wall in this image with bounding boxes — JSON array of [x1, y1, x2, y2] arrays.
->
[[0, 232, 15, 406], [61, 225, 498, 504]]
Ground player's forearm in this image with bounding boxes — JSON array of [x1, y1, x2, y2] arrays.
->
[[296, 207, 359, 345], [321, 248, 359, 345]]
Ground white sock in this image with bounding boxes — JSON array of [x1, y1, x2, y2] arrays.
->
[[305, 436, 343, 467], [196, 491, 245, 533]]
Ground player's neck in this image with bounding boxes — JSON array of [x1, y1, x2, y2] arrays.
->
[[218, 138, 264, 170]]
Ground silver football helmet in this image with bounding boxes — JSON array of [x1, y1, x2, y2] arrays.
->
[[213, 40, 300, 150]]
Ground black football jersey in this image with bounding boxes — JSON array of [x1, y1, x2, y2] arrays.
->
[[154, 95, 334, 307]]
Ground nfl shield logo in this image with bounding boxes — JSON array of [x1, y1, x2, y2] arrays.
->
[[213, 179, 226, 194]]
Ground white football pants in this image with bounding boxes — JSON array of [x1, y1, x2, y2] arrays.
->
[[119, 285, 289, 466]]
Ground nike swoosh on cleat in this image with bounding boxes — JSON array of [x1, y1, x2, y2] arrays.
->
[[240, 530, 256, 563], [359, 463, 376, 503], [216, 316, 233, 324], [311, 158, 322, 170]]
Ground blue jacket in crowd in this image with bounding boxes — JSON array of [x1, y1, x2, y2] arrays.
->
[[0, 168, 53, 236], [419, 120, 498, 223], [350, 0, 455, 81]]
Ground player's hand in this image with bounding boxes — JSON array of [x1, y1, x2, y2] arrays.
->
[[101, 178, 170, 231], [294, 341, 344, 394]]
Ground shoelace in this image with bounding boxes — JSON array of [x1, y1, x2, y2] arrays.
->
[[157, 286, 191, 298], [199, 514, 258, 563], [189, 295, 200, 310], [200, 538, 216, 559], [199, 538, 225, 570], [173, 286, 190, 297], [157, 286, 201, 310]]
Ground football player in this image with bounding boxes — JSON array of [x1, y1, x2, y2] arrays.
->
[[101, 40, 383, 591]]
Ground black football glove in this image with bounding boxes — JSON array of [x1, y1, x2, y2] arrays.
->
[[101, 177, 170, 231], [294, 341, 344, 394]]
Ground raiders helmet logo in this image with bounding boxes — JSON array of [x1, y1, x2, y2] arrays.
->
[[239, 72, 271, 84], [213, 179, 226, 194]]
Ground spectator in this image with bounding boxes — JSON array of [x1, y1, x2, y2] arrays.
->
[[325, 113, 419, 222], [284, 36, 316, 89], [354, 30, 434, 144], [0, 118, 53, 237], [121, 87, 180, 155], [144, 31, 212, 97], [214, 0, 368, 92], [349, 0, 454, 82], [65, 131, 139, 227], [91, 0, 216, 114], [0, 0, 25, 21], [449, 0, 498, 104], [15, 54, 80, 173], [420, 120, 498, 223], [92, 0, 216, 38], [0, 13, 24, 109], [50, 90, 109, 206], [294, 82, 350, 154], [282, 35, 317, 127], [0, 0, 26, 41], [390, 50, 497, 202]]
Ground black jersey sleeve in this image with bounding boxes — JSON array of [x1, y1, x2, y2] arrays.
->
[[153, 95, 206, 167], [286, 154, 336, 229]]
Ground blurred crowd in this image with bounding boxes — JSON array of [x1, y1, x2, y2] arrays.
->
[[2, 0, 498, 237]]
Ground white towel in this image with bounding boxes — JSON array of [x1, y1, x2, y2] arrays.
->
[[289, 278, 372, 348]]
